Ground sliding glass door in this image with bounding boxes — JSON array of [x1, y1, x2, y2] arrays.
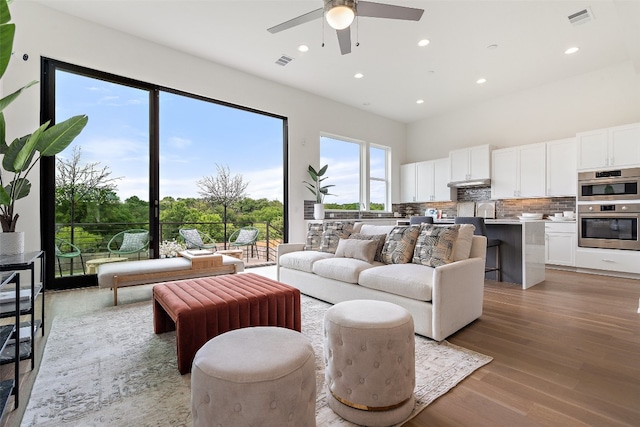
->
[[41, 59, 287, 290]]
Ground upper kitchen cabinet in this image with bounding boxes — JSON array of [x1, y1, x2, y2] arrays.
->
[[546, 138, 577, 197], [449, 144, 491, 183], [400, 163, 417, 203], [577, 122, 640, 170], [401, 158, 454, 203], [492, 142, 546, 199]]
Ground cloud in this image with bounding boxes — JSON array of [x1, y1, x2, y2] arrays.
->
[[167, 136, 192, 149]]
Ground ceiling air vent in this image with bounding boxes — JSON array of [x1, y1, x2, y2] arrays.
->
[[568, 7, 594, 25], [275, 55, 294, 66]]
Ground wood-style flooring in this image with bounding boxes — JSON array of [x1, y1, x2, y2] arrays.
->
[[2, 268, 639, 427]]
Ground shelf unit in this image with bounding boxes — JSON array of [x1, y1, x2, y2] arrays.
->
[[0, 250, 46, 416], [0, 271, 19, 417]]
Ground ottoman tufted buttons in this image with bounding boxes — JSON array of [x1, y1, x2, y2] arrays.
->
[[234, 403, 242, 412], [203, 393, 210, 404], [323, 300, 415, 426], [270, 400, 277, 409]]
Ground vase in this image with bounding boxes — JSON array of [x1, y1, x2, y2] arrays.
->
[[0, 231, 25, 255], [313, 203, 325, 220]]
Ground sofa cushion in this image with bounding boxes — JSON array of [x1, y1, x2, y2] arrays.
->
[[320, 221, 355, 254], [381, 225, 420, 264], [279, 250, 334, 273], [358, 264, 434, 301], [312, 257, 377, 284], [358, 224, 396, 236], [305, 223, 323, 251], [348, 233, 387, 262], [413, 224, 459, 267], [334, 238, 378, 263]]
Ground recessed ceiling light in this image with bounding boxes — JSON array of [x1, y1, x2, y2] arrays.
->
[[416, 99, 424, 104], [476, 78, 487, 84], [418, 39, 430, 47], [354, 73, 364, 79], [564, 46, 580, 55], [298, 44, 309, 52]]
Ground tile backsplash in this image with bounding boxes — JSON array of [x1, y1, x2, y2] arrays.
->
[[304, 186, 576, 220]]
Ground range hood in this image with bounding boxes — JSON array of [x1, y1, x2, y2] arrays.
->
[[447, 178, 491, 188]]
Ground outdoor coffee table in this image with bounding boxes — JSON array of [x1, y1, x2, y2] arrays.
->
[[153, 272, 301, 374]]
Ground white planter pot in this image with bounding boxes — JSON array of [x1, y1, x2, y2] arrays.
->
[[0, 231, 25, 255], [313, 203, 325, 220]]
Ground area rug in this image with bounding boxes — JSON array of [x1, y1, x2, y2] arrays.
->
[[21, 296, 491, 426]]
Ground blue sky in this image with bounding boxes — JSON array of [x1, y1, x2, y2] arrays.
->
[[55, 70, 284, 202]]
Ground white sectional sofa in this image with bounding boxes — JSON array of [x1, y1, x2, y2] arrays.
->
[[277, 222, 487, 341]]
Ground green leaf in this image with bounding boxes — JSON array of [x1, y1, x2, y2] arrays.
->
[[2, 135, 29, 172], [6, 177, 30, 201], [0, 113, 6, 153], [0, 0, 10, 25], [0, 80, 38, 112], [0, 185, 9, 206], [38, 115, 88, 156], [13, 121, 47, 171], [317, 164, 328, 176], [0, 22, 14, 79]]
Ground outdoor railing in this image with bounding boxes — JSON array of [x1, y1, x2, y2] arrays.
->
[[54, 220, 283, 277]]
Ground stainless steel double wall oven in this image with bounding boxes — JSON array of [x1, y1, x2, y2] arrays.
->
[[577, 167, 640, 251]]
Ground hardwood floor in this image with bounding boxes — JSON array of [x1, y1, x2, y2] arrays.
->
[[2, 268, 639, 426]]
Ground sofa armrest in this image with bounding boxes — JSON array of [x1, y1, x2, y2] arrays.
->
[[430, 257, 485, 341], [277, 243, 306, 258]]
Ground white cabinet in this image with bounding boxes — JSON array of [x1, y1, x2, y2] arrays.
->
[[400, 163, 416, 202], [576, 247, 640, 275], [401, 158, 454, 203], [545, 222, 576, 267], [577, 122, 640, 170], [492, 142, 546, 199], [546, 138, 577, 197], [449, 144, 491, 182]]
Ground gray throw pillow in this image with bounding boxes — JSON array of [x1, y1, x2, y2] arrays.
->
[[413, 224, 460, 267], [348, 233, 387, 262], [334, 238, 378, 263]]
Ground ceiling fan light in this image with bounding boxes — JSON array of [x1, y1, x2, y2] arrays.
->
[[325, 3, 355, 30]]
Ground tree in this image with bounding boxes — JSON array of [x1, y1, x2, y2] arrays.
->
[[197, 164, 248, 249], [55, 146, 120, 243]]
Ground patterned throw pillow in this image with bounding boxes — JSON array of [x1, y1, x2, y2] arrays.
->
[[119, 232, 148, 252], [235, 229, 257, 245], [381, 225, 420, 264], [413, 224, 460, 267], [181, 229, 204, 249], [320, 221, 355, 254], [305, 223, 323, 251], [348, 233, 387, 262]]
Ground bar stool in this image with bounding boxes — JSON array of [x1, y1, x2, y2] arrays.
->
[[454, 217, 501, 281], [409, 216, 434, 225]]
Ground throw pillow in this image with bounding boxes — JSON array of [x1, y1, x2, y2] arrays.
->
[[413, 224, 460, 267], [334, 238, 378, 263], [181, 229, 204, 249], [119, 232, 148, 252], [305, 223, 323, 251], [320, 221, 355, 254], [453, 223, 475, 261], [348, 233, 387, 262], [381, 225, 420, 264], [234, 228, 256, 245]]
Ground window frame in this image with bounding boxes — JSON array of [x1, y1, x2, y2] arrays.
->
[[319, 133, 391, 212]]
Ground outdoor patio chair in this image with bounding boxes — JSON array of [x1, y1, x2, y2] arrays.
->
[[55, 238, 86, 276], [179, 228, 217, 251], [108, 229, 149, 259], [228, 226, 260, 261]]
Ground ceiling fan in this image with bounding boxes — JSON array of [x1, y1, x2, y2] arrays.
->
[[267, 0, 424, 55]]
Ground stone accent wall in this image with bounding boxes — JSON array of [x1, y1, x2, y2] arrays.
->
[[303, 200, 396, 220]]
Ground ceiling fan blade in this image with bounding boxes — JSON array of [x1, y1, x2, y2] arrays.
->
[[336, 28, 351, 55], [357, 1, 424, 21], [267, 8, 324, 34]]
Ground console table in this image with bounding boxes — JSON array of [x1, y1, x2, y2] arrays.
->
[[0, 251, 46, 393]]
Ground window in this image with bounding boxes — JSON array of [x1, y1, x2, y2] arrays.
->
[[320, 135, 390, 211]]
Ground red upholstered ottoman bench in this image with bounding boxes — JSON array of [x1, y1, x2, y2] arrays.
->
[[153, 273, 301, 374]]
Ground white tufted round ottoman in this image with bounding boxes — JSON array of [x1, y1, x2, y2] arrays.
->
[[191, 326, 316, 427], [324, 300, 415, 427]]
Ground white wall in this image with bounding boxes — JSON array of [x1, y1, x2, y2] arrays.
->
[[406, 60, 640, 161], [3, 2, 406, 247]]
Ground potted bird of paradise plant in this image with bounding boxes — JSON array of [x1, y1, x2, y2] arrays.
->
[[303, 164, 335, 220]]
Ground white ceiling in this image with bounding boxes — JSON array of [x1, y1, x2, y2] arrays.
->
[[33, 0, 640, 124]]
